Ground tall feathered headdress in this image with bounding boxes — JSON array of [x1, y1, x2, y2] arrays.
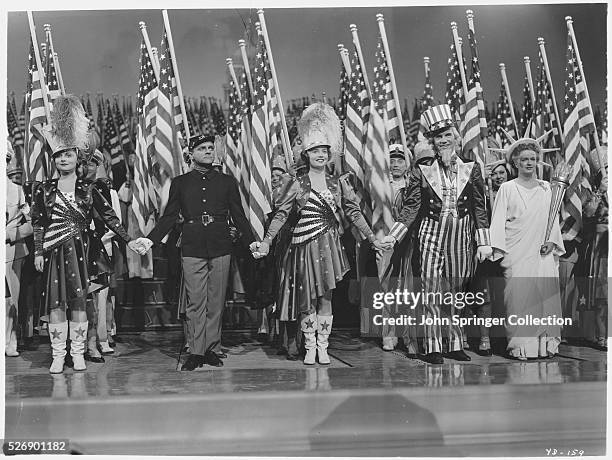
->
[[296, 102, 342, 164], [42, 95, 89, 155]]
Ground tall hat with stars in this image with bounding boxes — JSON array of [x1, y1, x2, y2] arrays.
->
[[42, 95, 89, 156], [297, 102, 342, 165], [420, 104, 455, 138]]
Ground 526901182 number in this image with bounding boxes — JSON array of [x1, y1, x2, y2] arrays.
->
[[2, 439, 69, 455]]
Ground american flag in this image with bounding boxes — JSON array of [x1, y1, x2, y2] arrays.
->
[[407, 99, 421, 145], [248, 32, 274, 240], [132, 40, 158, 236], [113, 98, 132, 154], [44, 34, 61, 101], [185, 98, 199, 136], [419, 61, 435, 138], [534, 51, 560, 149], [520, 74, 533, 136], [444, 43, 465, 123], [155, 27, 184, 195], [211, 99, 227, 136], [560, 31, 595, 241], [225, 78, 242, 181], [96, 98, 105, 146], [496, 79, 517, 146], [238, 70, 252, 215], [343, 48, 371, 223], [364, 37, 394, 234], [8, 94, 25, 150], [25, 39, 50, 182], [102, 100, 122, 166], [462, 23, 487, 168]]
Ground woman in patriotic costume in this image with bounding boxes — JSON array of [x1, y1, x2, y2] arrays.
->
[[489, 132, 564, 360], [252, 103, 384, 365], [33, 95, 140, 374]]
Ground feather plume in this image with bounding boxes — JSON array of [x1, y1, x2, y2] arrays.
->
[[297, 102, 342, 156], [51, 95, 89, 151]]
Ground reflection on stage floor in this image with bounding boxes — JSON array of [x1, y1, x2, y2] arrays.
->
[[5, 330, 607, 456]]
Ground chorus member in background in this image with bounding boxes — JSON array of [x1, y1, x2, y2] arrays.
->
[[382, 143, 411, 352], [33, 95, 139, 374], [138, 135, 256, 371], [5, 140, 33, 357], [252, 103, 385, 365], [489, 137, 564, 360], [382, 104, 492, 365]]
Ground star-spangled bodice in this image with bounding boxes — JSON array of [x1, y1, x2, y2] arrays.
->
[[291, 189, 337, 246], [42, 191, 88, 252]]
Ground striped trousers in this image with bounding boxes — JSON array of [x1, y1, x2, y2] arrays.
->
[[418, 214, 475, 354]]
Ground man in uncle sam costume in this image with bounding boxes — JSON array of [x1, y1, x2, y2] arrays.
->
[[382, 104, 492, 365]]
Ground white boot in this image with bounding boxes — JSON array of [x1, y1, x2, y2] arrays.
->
[[69, 321, 88, 371], [99, 341, 114, 354], [316, 315, 333, 365], [301, 313, 317, 365], [49, 322, 68, 374]]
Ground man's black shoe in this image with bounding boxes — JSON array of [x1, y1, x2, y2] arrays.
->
[[421, 352, 444, 364], [84, 354, 105, 363], [476, 348, 492, 356], [181, 354, 204, 371], [204, 351, 224, 367], [446, 350, 471, 361], [214, 351, 228, 359]]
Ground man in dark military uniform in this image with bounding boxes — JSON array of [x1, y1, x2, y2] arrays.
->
[[138, 135, 255, 370]]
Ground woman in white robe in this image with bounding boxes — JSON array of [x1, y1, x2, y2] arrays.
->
[[489, 140, 565, 360]]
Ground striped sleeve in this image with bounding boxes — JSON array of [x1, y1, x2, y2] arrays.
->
[[389, 222, 408, 242], [476, 228, 491, 246]]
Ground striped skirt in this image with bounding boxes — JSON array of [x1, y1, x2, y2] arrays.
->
[[277, 227, 350, 321]]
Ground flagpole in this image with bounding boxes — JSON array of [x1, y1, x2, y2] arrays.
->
[[151, 47, 160, 72], [499, 63, 519, 133], [349, 24, 372, 98], [424, 56, 429, 79], [238, 39, 254, 96], [227, 58, 241, 99], [341, 47, 352, 74], [43, 24, 65, 94], [566, 16, 606, 178], [139, 22, 160, 81], [257, 9, 294, 171], [450, 22, 469, 101], [538, 37, 564, 144], [27, 12, 51, 121], [338, 44, 351, 74], [466, 10, 493, 206], [524, 56, 536, 108], [162, 10, 191, 142], [376, 13, 409, 157]]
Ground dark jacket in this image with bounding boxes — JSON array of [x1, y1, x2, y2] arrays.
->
[[31, 178, 131, 257], [263, 172, 373, 245], [147, 168, 255, 258], [390, 156, 490, 246]]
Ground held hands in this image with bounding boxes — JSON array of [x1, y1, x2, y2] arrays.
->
[[129, 237, 153, 256], [374, 235, 396, 252], [476, 245, 493, 262], [34, 255, 44, 272], [540, 242, 555, 256], [250, 241, 270, 259]]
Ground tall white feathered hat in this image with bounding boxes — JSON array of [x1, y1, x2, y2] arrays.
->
[[297, 102, 342, 164], [42, 94, 89, 156]]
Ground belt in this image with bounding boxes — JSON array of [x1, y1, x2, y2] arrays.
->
[[185, 213, 228, 226]]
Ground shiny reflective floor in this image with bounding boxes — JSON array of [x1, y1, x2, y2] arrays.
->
[[5, 330, 607, 456]]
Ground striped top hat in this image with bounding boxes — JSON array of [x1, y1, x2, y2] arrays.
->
[[420, 104, 455, 138]]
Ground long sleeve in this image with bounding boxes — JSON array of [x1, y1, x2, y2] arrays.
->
[[339, 174, 375, 242], [30, 182, 47, 257], [91, 182, 131, 244], [101, 189, 122, 254], [147, 177, 181, 244], [228, 177, 255, 247], [389, 167, 422, 243], [470, 163, 491, 246], [489, 181, 509, 261], [263, 178, 300, 245]]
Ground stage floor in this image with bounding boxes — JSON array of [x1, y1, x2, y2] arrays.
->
[[5, 330, 608, 456]]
